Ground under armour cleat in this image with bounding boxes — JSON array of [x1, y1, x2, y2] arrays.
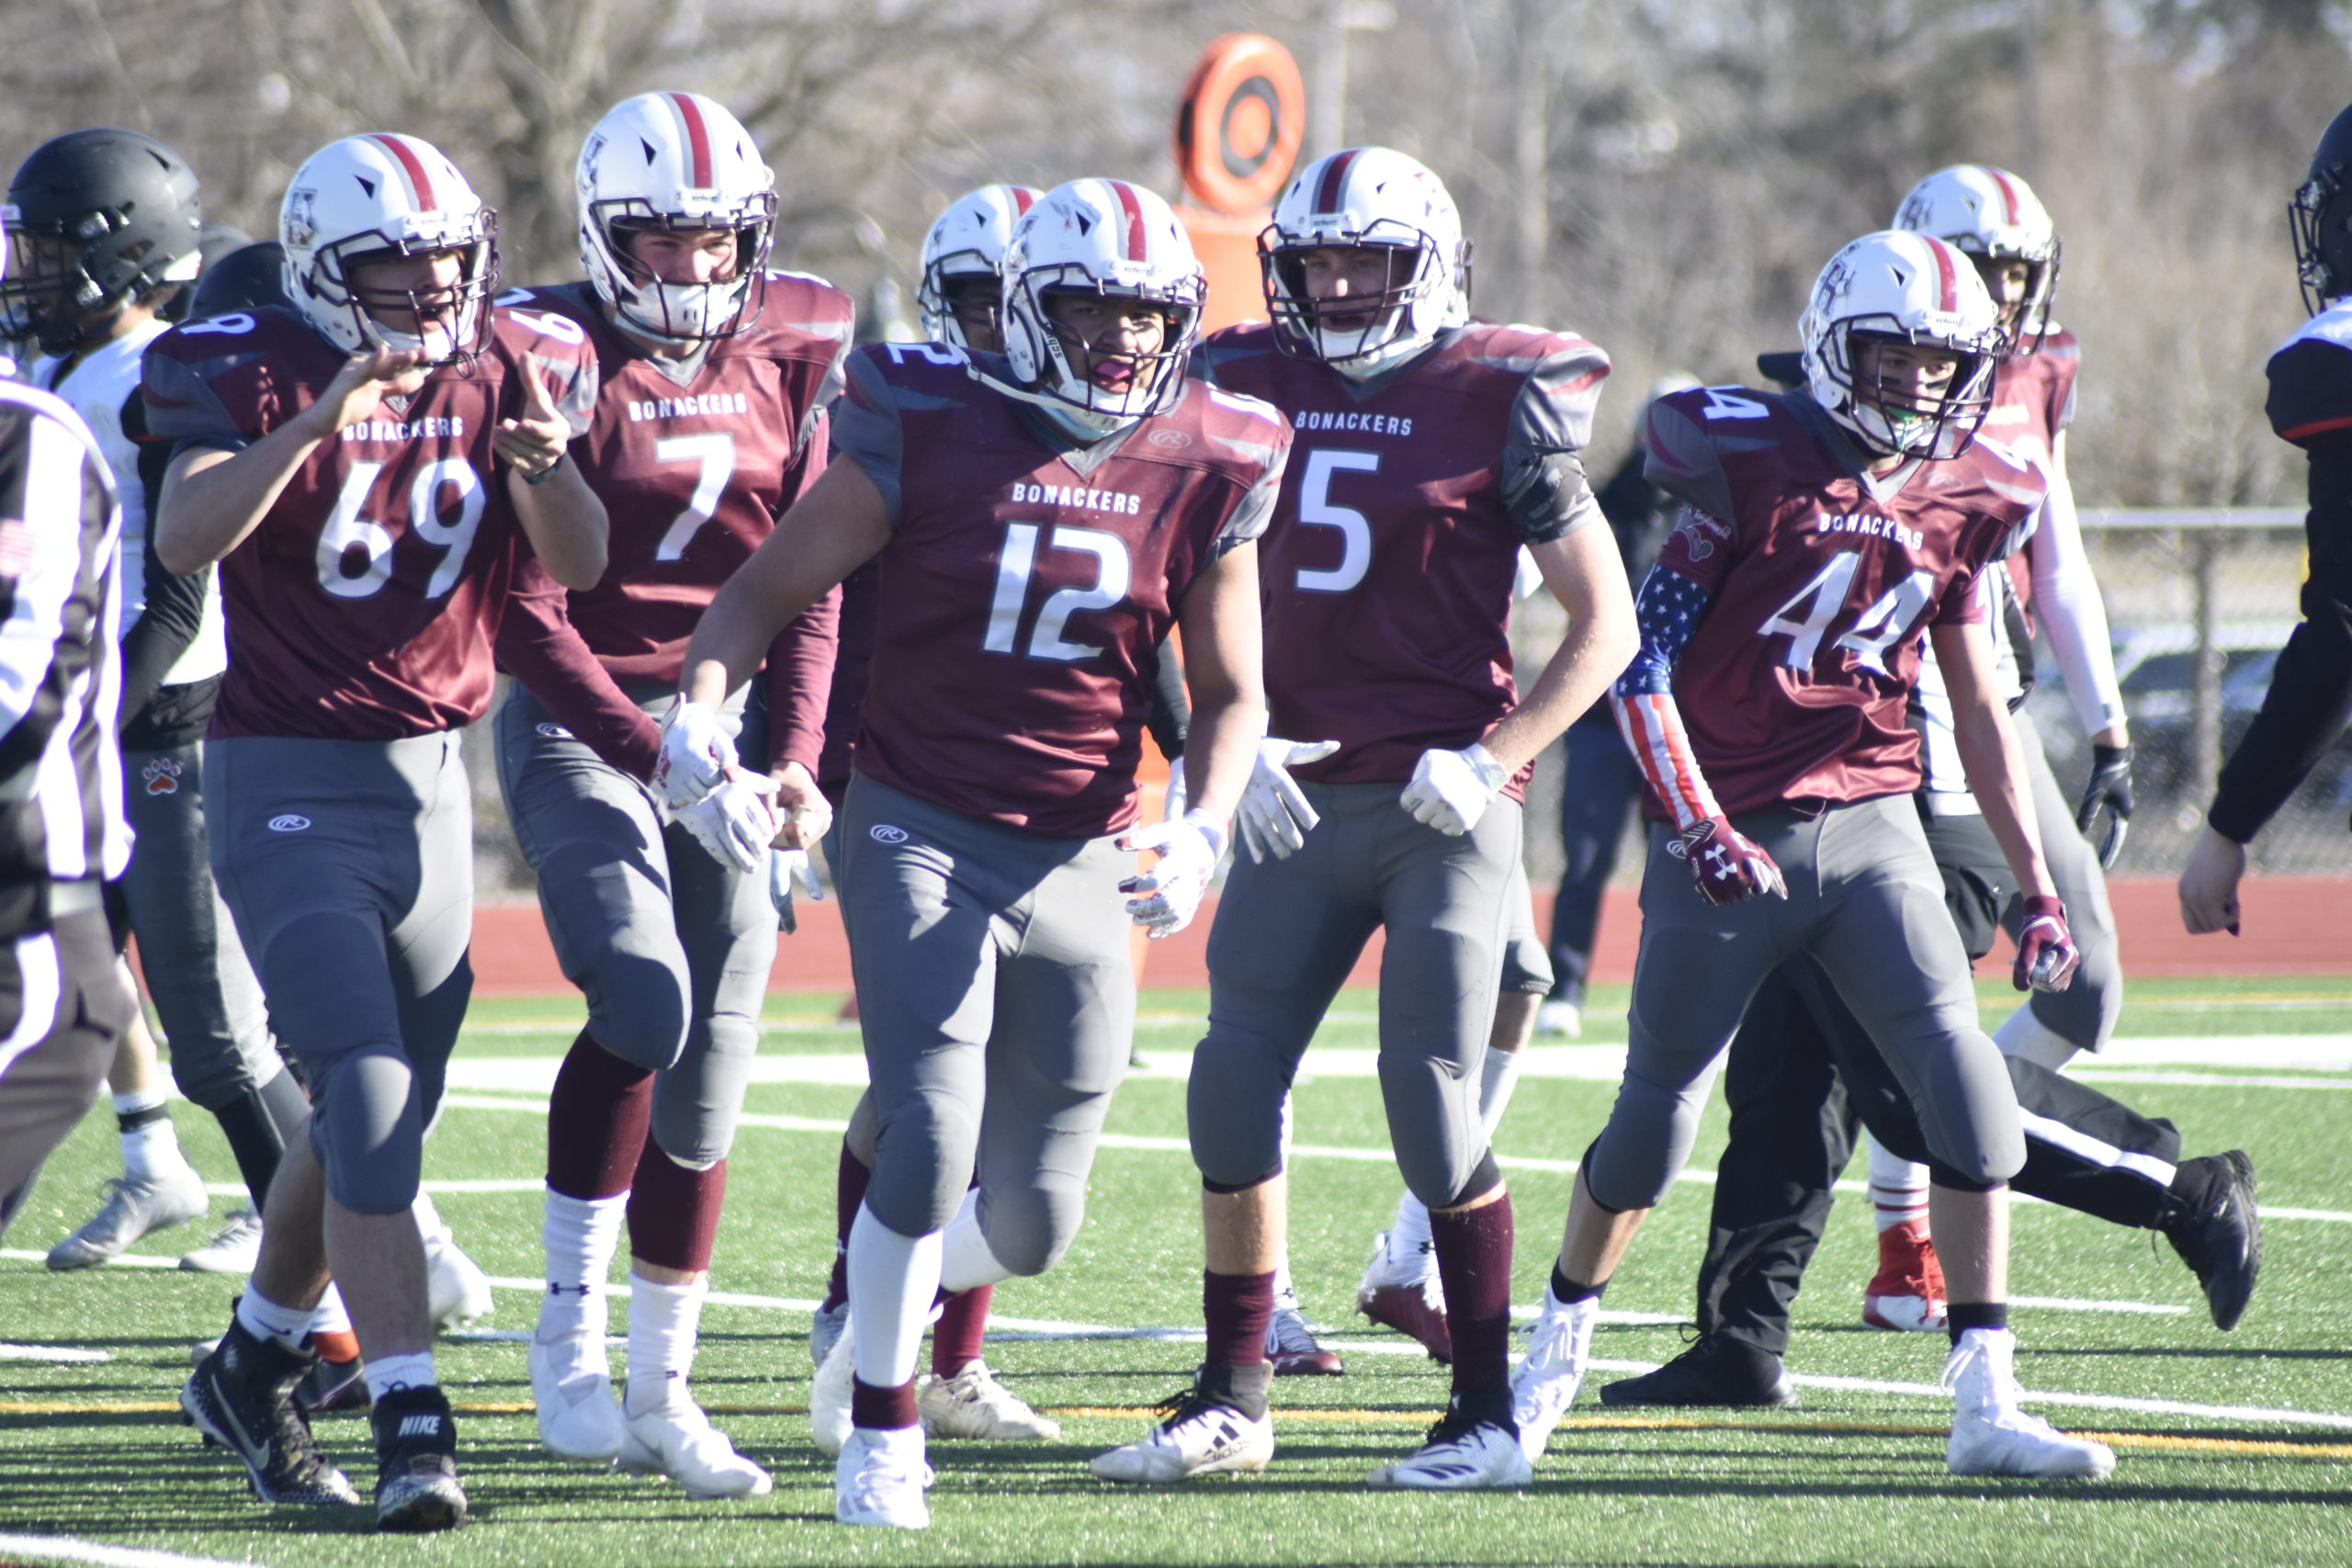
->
[[1356, 1231, 1452, 1363], [619, 1395, 773, 1499]]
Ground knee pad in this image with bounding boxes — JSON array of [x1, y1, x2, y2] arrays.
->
[[581, 953, 691, 1074], [308, 1043, 424, 1214], [1441, 1150, 1503, 1211], [1579, 1080, 1691, 1213], [649, 1018, 759, 1169], [1926, 1164, 2005, 1196], [865, 1096, 980, 1239], [1186, 1034, 1289, 1190], [977, 1181, 1084, 1277]]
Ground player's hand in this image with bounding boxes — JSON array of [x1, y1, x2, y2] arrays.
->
[[770, 761, 832, 850], [677, 771, 778, 874], [769, 846, 825, 933], [1117, 811, 1227, 939], [1668, 815, 1788, 907], [653, 698, 737, 808], [2074, 741, 2134, 869], [2178, 825, 2246, 936], [1399, 742, 1507, 836], [2013, 894, 2080, 992], [1238, 738, 1340, 863], [298, 345, 430, 440], [1162, 755, 1188, 825], [494, 369, 570, 479]]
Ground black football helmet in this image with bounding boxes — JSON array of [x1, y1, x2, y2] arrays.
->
[[188, 240, 288, 320], [0, 128, 202, 354], [2292, 102, 2352, 314]]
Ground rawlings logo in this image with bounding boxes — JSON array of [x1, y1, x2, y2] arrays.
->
[[266, 814, 311, 833], [869, 824, 909, 844], [1147, 428, 1193, 449], [536, 722, 573, 739], [141, 756, 183, 796]]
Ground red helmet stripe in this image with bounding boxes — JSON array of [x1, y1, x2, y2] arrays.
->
[[1008, 185, 1035, 216], [1928, 236, 1958, 313], [1314, 149, 1360, 215], [1982, 165, 2022, 226], [1107, 179, 1148, 263], [370, 134, 437, 211], [670, 93, 714, 189]]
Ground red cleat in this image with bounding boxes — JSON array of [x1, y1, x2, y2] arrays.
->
[[1861, 1217, 1948, 1332], [1266, 1304, 1343, 1376]]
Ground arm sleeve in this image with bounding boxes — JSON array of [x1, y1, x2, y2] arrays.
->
[[113, 390, 207, 729], [1608, 559, 1724, 831], [1499, 342, 1611, 544], [1147, 633, 1190, 760], [493, 554, 661, 783], [2025, 436, 2125, 736], [830, 349, 905, 527]]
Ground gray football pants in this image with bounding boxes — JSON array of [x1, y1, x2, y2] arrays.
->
[[1498, 860, 1553, 997], [1583, 795, 2025, 1213], [209, 734, 473, 1216], [496, 683, 776, 1168], [2011, 712, 2121, 1053], [839, 774, 1133, 1274], [119, 740, 283, 1109], [1190, 782, 1521, 1209]]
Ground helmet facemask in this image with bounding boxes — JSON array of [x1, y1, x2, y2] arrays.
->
[[1007, 264, 1203, 427], [1831, 324, 1998, 461], [310, 220, 498, 367], [0, 209, 194, 355], [1260, 222, 1456, 370], [591, 192, 775, 343], [2291, 164, 2352, 316], [1956, 239, 2062, 355], [918, 251, 1005, 352]]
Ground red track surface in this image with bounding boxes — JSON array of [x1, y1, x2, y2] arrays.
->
[[468, 875, 2351, 995]]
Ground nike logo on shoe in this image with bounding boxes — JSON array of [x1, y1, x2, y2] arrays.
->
[[398, 1415, 442, 1438]]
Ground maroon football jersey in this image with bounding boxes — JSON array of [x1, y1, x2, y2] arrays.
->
[[1636, 386, 2045, 815], [1984, 328, 2078, 618], [831, 343, 1289, 837], [142, 303, 597, 739], [1196, 321, 1610, 792], [817, 560, 877, 795]]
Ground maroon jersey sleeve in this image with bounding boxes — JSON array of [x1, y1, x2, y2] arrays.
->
[[817, 560, 878, 795], [495, 551, 662, 781]]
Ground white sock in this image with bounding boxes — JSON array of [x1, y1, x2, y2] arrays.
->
[[623, 1272, 706, 1416], [1389, 1188, 1434, 1269], [1478, 1045, 1524, 1140], [311, 1285, 351, 1337], [939, 1189, 1012, 1293], [538, 1190, 628, 1344], [236, 1287, 312, 1352], [114, 1089, 182, 1184], [1865, 1134, 1930, 1235], [410, 1190, 445, 1243], [1271, 1257, 1298, 1312], [1993, 1004, 2080, 1071], [848, 1203, 942, 1393], [364, 1349, 435, 1402]]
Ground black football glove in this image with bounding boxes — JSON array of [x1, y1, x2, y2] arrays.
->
[[2074, 741, 2133, 870]]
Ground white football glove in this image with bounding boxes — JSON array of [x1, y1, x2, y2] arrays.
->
[[770, 846, 826, 934], [1237, 737, 1340, 863], [677, 772, 777, 874], [1162, 754, 1188, 824], [653, 699, 736, 809], [1117, 810, 1227, 939], [1400, 742, 1508, 836]]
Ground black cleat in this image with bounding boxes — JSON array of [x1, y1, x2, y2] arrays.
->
[[294, 1354, 371, 1415], [2166, 1150, 2261, 1331], [180, 1320, 361, 1506], [1600, 1333, 1798, 1408], [371, 1384, 467, 1532]]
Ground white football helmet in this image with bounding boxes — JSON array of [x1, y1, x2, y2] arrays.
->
[[989, 177, 1205, 429], [916, 184, 1039, 350], [1893, 164, 2060, 353], [280, 133, 496, 364], [1260, 146, 1469, 374], [1798, 230, 2006, 461], [577, 91, 775, 343]]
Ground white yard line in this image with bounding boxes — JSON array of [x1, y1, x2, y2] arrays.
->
[[0, 1536, 277, 1568]]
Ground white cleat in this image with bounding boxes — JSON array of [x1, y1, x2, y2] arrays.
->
[[528, 1333, 622, 1466], [1510, 1287, 1599, 1463], [619, 1395, 774, 1499], [1091, 1386, 1274, 1483], [834, 1426, 933, 1529], [1368, 1414, 1533, 1490], [810, 1311, 856, 1457], [422, 1228, 494, 1332], [177, 1206, 264, 1274], [809, 1300, 849, 1370], [1943, 1328, 2116, 1480], [919, 1360, 1061, 1440], [1535, 999, 1581, 1038], [47, 1168, 210, 1269]]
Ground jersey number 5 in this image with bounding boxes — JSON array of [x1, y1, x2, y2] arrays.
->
[[1295, 448, 1380, 593], [984, 522, 1131, 661], [1757, 550, 1939, 675], [316, 458, 485, 600]]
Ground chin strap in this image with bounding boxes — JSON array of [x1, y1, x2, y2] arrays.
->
[[968, 361, 1141, 440]]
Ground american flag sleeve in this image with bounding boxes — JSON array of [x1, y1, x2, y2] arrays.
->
[[1610, 561, 1724, 832]]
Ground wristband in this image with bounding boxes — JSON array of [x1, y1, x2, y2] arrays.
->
[[522, 451, 568, 486]]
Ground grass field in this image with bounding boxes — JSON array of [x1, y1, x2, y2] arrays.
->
[[5, 977, 2352, 1566]]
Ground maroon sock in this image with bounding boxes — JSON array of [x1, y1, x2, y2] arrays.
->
[[824, 1143, 871, 1313], [851, 1375, 919, 1431], [931, 1284, 993, 1377], [628, 1150, 728, 1273], [1430, 1190, 1514, 1398], [1204, 1269, 1276, 1368], [546, 1031, 654, 1200]]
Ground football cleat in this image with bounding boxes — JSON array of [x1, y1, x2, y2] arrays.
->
[[293, 1354, 371, 1416], [1356, 1231, 1452, 1363], [1862, 1218, 1948, 1332], [1535, 999, 1581, 1038], [810, 1311, 856, 1457], [1510, 1287, 1599, 1463], [422, 1226, 494, 1332], [2165, 1150, 2261, 1331], [1942, 1328, 2115, 1480], [809, 1299, 850, 1370], [619, 1396, 773, 1499], [834, 1425, 933, 1529], [181, 1320, 360, 1506], [1091, 1376, 1274, 1483], [1599, 1334, 1796, 1408], [370, 1385, 468, 1531], [178, 1205, 266, 1274], [918, 1361, 1061, 1440], [48, 1168, 209, 1269], [528, 1332, 622, 1465], [1266, 1304, 1344, 1377], [1367, 1407, 1532, 1490]]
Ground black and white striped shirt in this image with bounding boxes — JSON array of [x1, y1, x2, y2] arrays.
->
[[0, 378, 129, 936]]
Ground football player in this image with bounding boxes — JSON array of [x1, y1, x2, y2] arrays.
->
[[154, 132, 606, 1531], [1508, 230, 2113, 1481], [1092, 147, 1637, 1491], [492, 90, 850, 1500], [676, 176, 1281, 1529], [2182, 103, 2352, 933]]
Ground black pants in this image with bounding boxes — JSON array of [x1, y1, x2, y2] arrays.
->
[[1698, 808, 2184, 1358], [1546, 715, 1644, 1007]]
